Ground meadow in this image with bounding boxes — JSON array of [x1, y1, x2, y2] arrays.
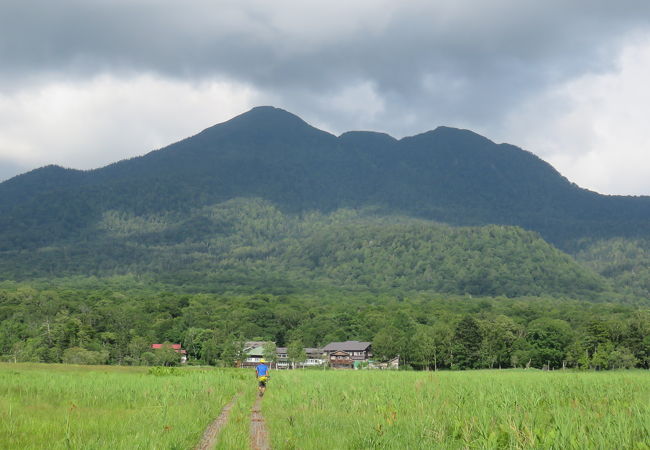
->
[[0, 363, 247, 449], [263, 369, 650, 449], [1, 364, 649, 449]]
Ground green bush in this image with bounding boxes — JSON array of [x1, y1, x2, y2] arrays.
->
[[62, 347, 108, 365]]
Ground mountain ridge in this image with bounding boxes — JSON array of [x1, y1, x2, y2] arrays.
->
[[0, 106, 648, 253]]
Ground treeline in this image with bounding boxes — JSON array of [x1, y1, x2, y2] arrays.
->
[[575, 237, 650, 298], [1, 284, 648, 370], [0, 199, 616, 299]]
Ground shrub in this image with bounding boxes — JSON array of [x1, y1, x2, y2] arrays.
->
[[62, 347, 109, 365]]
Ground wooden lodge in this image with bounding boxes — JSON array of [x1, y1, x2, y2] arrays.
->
[[329, 350, 354, 369], [322, 341, 372, 368]]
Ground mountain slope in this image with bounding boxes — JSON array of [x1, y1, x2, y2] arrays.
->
[[0, 198, 608, 298], [1, 106, 648, 251], [0, 106, 648, 297]]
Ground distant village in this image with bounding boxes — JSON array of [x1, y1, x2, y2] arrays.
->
[[150, 341, 399, 369]]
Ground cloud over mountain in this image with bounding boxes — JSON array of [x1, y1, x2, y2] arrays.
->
[[1, 1, 650, 193]]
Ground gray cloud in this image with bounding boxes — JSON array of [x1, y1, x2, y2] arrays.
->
[[1, 1, 650, 193], [0, 157, 29, 182], [3, 2, 649, 91]]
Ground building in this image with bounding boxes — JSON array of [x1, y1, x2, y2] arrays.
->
[[328, 350, 354, 369], [238, 342, 326, 369], [368, 356, 400, 370], [150, 343, 187, 364], [302, 348, 325, 367], [241, 345, 265, 368], [283, 347, 325, 368], [275, 347, 290, 369], [322, 341, 372, 368], [244, 341, 267, 351]]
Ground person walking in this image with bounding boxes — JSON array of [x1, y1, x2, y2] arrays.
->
[[255, 359, 270, 397]]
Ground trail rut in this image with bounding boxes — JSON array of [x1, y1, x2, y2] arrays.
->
[[195, 393, 240, 450], [250, 395, 270, 450]]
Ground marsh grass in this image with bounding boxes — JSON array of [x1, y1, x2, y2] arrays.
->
[[212, 389, 257, 450], [2, 364, 649, 449], [263, 369, 650, 449], [0, 363, 247, 449]]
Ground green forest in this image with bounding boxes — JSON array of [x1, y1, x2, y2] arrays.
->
[[1, 282, 648, 370], [1, 198, 649, 370], [0, 198, 636, 297], [1, 108, 649, 371]]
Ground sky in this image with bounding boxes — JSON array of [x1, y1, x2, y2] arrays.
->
[[1, 1, 650, 195]]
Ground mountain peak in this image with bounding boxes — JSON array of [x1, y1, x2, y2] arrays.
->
[[240, 105, 303, 122], [198, 106, 334, 140], [339, 131, 397, 142]]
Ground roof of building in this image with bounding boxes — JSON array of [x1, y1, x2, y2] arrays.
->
[[323, 341, 371, 352], [151, 343, 187, 354], [244, 341, 268, 350], [246, 346, 265, 356], [304, 348, 324, 355], [151, 343, 182, 350]]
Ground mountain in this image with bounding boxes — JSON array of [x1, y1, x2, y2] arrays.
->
[[2, 106, 648, 251], [0, 106, 648, 297]]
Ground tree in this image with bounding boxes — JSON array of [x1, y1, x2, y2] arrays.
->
[[287, 340, 307, 368], [10, 337, 46, 363], [220, 336, 245, 367], [262, 341, 277, 364], [479, 315, 520, 369], [153, 342, 180, 366], [126, 336, 151, 364], [183, 327, 209, 360], [411, 326, 436, 370], [591, 343, 613, 370], [373, 326, 403, 361], [200, 336, 220, 366], [525, 318, 572, 369], [62, 347, 109, 365], [608, 346, 638, 369], [564, 340, 590, 369], [452, 316, 482, 369], [584, 319, 611, 354]]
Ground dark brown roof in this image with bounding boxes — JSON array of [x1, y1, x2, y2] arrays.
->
[[323, 341, 371, 352], [304, 347, 324, 354]]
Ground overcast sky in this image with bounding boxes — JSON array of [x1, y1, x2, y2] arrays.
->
[[1, 1, 650, 195]]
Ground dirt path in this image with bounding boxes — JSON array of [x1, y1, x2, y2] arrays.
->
[[195, 393, 241, 450], [250, 395, 270, 450]]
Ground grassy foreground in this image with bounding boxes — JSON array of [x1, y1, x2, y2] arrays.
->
[[262, 369, 650, 449], [0, 363, 247, 449], [1, 364, 649, 449]]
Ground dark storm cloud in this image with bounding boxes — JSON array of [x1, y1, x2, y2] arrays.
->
[[2, 0, 650, 135]]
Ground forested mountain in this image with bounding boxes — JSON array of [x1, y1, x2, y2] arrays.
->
[[1, 106, 649, 249], [0, 106, 648, 297], [1, 107, 649, 370], [0, 199, 607, 298]]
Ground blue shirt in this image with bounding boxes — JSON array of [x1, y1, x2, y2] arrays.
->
[[256, 363, 268, 376]]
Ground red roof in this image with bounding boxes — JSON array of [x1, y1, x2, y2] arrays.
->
[[151, 344, 187, 354]]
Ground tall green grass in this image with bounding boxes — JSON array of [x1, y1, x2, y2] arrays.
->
[[2, 365, 649, 449], [262, 369, 650, 449], [212, 389, 257, 450], [0, 363, 247, 449]]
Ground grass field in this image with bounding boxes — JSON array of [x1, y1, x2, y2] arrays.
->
[[1, 364, 649, 449], [263, 370, 650, 449], [0, 363, 247, 449]]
